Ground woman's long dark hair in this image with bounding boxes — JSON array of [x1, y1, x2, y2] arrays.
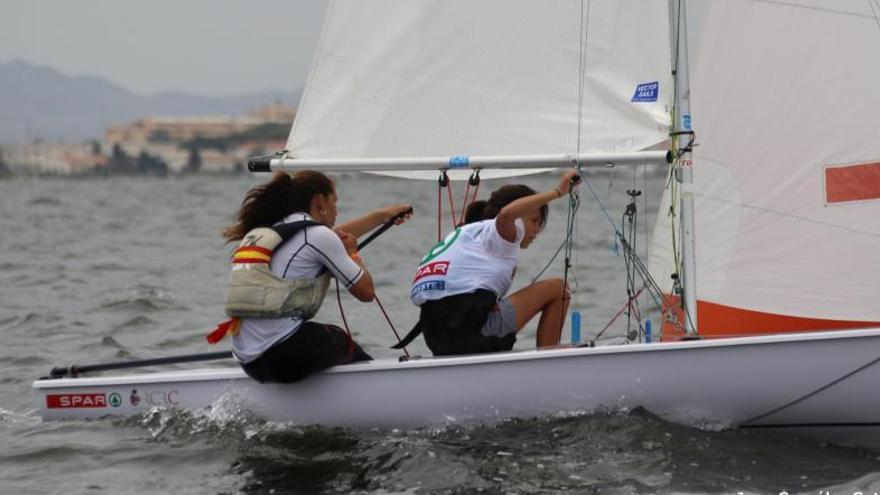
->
[[222, 171, 334, 242], [463, 184, 548, 227]]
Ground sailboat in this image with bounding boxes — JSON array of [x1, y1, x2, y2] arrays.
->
[[34, 0, 880, 449]]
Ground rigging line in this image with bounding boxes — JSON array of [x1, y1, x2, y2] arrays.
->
[[751, 0, 880, 21], [459, 176, 472, 225], [335, 279, 355, 357], [373, 293, 409, 358], [446, 178, 457, 228], [576, 0, 592, 157], [695, 193, 880, 239], [530, 191, 580, 285], [581, 172, 621, 235], [593, 286, 646, 342], [867, 0, 880, 34], [618, 237, 666, 310], [436, 176, 442, 242], [742, 353, 880, 426], [643, 168, 649, 261]]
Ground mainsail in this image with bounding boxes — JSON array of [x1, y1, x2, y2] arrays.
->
[[649, 0, 880, 336], [286, 0, 672, 179]]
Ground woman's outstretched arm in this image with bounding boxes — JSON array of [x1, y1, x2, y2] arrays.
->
[[335, 203, 412, 238], [495, 170, 580, 242]]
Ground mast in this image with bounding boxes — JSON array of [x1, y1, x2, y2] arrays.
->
[[671, 0, 698, 335]]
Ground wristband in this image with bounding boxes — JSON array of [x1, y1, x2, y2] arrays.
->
[[554, 187, 563, 198]]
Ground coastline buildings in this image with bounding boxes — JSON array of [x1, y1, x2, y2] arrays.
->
[[0, 142, 106, 175], [0, 102, 294, 175]]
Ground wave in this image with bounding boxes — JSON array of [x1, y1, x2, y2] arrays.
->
[[96, 285, 187, 313], [27, 197, 62, 206], [107, 403, 880, 494]]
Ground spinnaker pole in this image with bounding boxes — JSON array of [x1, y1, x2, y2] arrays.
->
[[671, 0, 698, 335]]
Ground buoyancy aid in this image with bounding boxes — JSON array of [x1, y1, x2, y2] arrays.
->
[[224, 220, 331, 319], [393, 289, 498, 355]]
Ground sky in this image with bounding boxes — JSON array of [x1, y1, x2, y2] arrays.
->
[[0, 1, 327, 96]]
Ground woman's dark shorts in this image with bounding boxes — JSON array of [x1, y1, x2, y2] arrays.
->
[[426, 300, 518, 356], [241, 321, 372, 383]]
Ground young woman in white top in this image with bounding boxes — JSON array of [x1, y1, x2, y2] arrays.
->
[[400, 170, 581, 356], [223, 171, 411, 382]]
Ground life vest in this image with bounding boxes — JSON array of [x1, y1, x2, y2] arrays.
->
[[208, 220, 332, 344], [393, 289, 498, 355], [224, 220, 331, 319]]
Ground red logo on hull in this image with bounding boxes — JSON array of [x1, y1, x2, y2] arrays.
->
[[46, 393, 107, 409], [413, 261, 450, 283]]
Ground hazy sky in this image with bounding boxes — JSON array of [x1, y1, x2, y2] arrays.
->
[[0, 1, 327, 96]]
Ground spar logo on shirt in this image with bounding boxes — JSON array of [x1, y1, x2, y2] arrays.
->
[[413, 261, 450, 283], [411, 261, 450, 296]]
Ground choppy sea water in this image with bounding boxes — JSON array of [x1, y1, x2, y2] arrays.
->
[[1, 173, 878, 494]]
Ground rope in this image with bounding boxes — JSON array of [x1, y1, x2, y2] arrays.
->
[[436, 176, 443, 242], [461, 177, 472, 224], [593, 286, 646, 343], [335, 279, 355, 358], [530, 189, 580, 284], [374, 294, 409, 357], [445, 176, 457, 228], [457, 170, 482, 226], [581, 172, 620, 235]]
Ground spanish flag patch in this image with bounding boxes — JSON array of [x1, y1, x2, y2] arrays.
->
[[232, 246, 272, 264]]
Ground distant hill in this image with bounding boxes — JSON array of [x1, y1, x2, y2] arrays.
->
[[0, 60, 302, 144]]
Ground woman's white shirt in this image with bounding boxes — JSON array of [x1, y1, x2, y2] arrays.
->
[[411, 218, 525, 305]]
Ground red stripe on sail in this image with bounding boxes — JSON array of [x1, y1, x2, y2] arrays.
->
[[825, 161, 880, 204], [660, 294, 879, 341]]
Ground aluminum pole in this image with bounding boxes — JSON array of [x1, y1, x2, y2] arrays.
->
[[672, 0, 699, 335], [249, 151, 669, 173]]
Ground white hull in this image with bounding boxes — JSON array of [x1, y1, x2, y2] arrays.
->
[[34, 328, 880, 448]]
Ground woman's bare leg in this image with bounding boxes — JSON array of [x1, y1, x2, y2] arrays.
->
[[507, 278, 570, 348]]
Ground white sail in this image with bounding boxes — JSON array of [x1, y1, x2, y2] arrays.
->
[[287, 0, 671, 179], [650, 0, 880, 335]]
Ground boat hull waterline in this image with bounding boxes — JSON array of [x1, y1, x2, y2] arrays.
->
[[34, 328, 880, 446]]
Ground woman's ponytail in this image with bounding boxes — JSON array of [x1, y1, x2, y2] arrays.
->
[[463, 200, 488, 225], [222, 171, 334, 242]]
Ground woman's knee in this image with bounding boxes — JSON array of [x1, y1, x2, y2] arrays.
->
[[540, 277, 568, 298]]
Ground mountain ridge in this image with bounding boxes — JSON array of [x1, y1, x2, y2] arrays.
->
[[0, 59, 301, 144]]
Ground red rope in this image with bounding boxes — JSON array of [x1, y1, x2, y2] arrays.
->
[[335, 279, 355, 358], [437, 181, 442, 242], [466, 179, 481, 222], [460, 180, 471, 226], [445, 178, 457, 228], [374, 293, 409, 357], [597, 286, 646, 336], [336, 267, 409, 358]]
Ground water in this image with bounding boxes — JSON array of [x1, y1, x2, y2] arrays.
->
[[1, 173, 878, 494]]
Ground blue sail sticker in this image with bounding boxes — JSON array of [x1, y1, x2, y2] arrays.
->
[[631, 81, 659, 102], [448, 156, 470, 168]]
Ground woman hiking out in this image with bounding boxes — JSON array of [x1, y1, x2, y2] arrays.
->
[[219, 170, 412, 382], [395, 169, 580, 356]]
